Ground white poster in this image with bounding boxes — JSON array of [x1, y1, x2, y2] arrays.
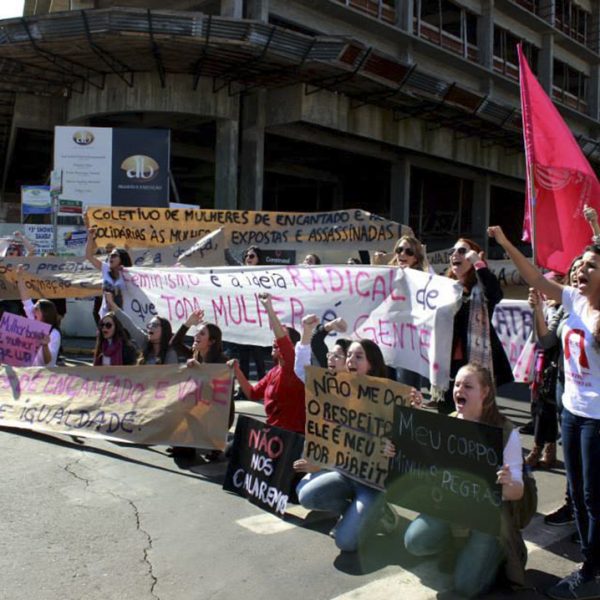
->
[[24, 225, 54, 254], [121, 265, 463, 389], [54, 126, 112, 206]]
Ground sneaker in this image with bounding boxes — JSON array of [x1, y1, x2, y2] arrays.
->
[[546, 568, 600, 600], [379, 503, 399, 534], [545, 504, 575, 526]]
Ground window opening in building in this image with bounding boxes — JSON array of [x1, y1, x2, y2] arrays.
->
[[553, 58, 588, 113], [555, 0, 590, 48], [333, 0, 396, 24], [413, 0, 478, 61], [409, 167, 474, 250], [493, 27, 539, 80], [489, 186, 530, 259]]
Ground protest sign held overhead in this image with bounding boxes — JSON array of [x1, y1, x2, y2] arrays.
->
[[86, 206, 411, 252], [304, 367, 410, 490], [121, 265, 462, 389], [223, 416, 305, 517], [0, 313, 51, 366], [387, 406, 503, 536], [0, 363, 232, 448]]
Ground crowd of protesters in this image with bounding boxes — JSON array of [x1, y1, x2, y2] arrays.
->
[[0, 204, 599, 600]]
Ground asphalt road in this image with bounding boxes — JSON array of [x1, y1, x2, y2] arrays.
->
[[0, 362, 581, 600]]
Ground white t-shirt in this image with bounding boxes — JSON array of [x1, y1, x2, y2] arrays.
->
[[99, 262, 126, 319], [561, 286, 600, 419]]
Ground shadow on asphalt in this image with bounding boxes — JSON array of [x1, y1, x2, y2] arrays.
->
[[0, 425, 228, 485]]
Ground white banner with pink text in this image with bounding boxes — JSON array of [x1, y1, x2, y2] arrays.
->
[[121, 265, 463, 389]]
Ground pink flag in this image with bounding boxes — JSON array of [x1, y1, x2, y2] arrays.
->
[[518, 45, 600, 273]]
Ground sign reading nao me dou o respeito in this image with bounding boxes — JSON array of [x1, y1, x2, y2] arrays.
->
[[53, 126, 170, 208]]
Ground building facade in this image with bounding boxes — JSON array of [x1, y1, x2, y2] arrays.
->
[[1, 0, 599, 254]]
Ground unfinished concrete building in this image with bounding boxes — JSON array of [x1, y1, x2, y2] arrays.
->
[[1, 0, 599, 253]]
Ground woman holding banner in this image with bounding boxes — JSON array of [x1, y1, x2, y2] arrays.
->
[[488, 226, 600, 600], [93, 312, 139, 366], [436, 238, 512, 414], [105, 294, 178, 365], [294, 338, 398, 553], [402, 363, 526, 598], [388, 235, 427, 271], [15, 265, 61, 367]]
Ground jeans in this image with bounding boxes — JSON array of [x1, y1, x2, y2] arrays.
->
[[561, 408, 600, 575], [404, 514, 505, 598], [297, 471, 383, 552]]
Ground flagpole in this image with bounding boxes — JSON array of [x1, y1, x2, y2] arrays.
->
[[528, 161, 537, 267]]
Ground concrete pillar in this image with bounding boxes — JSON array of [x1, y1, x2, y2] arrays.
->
[[220, 0, 243, 18], [589, 66, 600, 121], [473, 176, 491, 254], [214, 119, 239, 210], [239, 90, 266, 210], [244, 0, 269, 21], [478, 0, 494, 70], [396, 0, 413, 32], [538, 33, 554, 95], [390, 158, 411, 226], [591, 2, 600, 54]]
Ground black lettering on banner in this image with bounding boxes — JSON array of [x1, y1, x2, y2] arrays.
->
[[223, 416, 304, 517], [387, 406, 503, 535]]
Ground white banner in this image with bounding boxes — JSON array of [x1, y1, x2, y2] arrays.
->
[[121, 265, 463, 389], [491, 299, 534, 383]]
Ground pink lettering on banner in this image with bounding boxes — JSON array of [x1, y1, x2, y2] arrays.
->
[[248, 427, 284, 458], [0, 313, 51, 367], [212, 378, 231, 406], [178, 377, 207, 407], [162, 294, 203, 322]]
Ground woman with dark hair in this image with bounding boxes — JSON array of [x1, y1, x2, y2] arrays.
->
[[169, 310, 234, 462], [105, 293, 178, 365], [229, 293, 305, 434], [294, 338, 398, 552], [94, 312, 139, 366], [435, 237, 512, 414], [234, 246, 267, 382], [489, 225, 600, 600], [302, 253, 321, 265], [86, 229, 132, 320], [401, 363, 526, 598], [242, 245, 263, 266], [15, 265, 61, 367]]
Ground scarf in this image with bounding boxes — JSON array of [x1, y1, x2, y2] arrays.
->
[[466, 283, 494, 377], [95, 338, 123, 366]]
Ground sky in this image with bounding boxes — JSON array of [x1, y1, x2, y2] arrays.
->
[[0, 0, 25, 19]]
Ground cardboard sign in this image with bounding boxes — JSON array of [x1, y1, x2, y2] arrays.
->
[[0, 313, 51, 366], [0, 363, 232, 448], [223, 416, 304, 517], [303, 367, 411, 490], [86, 206, 410, 250], [387, 406, 503, 535]]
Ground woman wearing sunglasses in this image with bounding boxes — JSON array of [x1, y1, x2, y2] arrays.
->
[[388, 235, 427, 271], [105, 293, 178, 365], [93, 313, 139, 366], [437, 238, 512, 414]]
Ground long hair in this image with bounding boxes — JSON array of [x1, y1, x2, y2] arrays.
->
[[389, 235, 426, 271], [334, 338, 352, 355], [445, 238, 482, 291], [109, 248, 132, 279], [243, 245, 263, 265], [139, 317, 173, 364], [459, 363, 507, 427], [585, 244, 600, 346], [356, 339, 387, 378], [193, 323, 227, 364], [36, 299, 60, 329], [94, 312, 137, 364]]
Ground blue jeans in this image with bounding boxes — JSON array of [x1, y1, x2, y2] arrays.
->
[[561, 408, 600, 575], [404, 514, 505, 598], [297, 471, 383, 552]]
